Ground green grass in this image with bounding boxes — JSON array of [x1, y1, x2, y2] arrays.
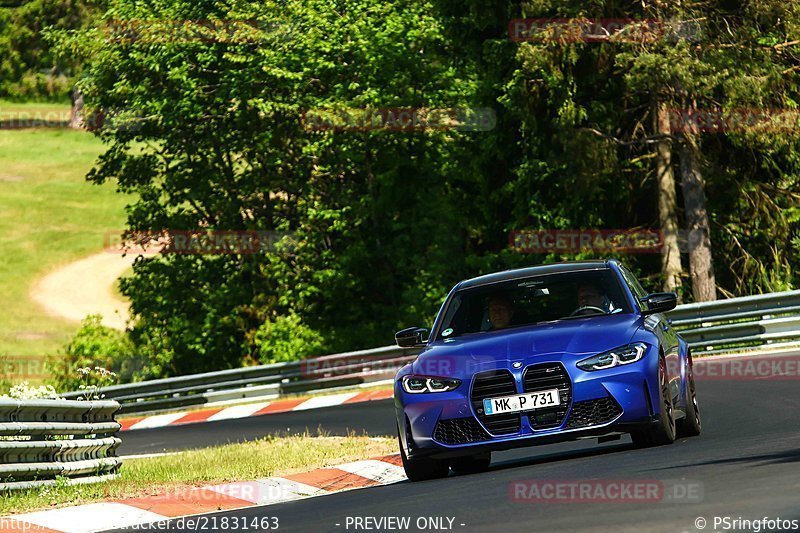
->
[[0, 101, 71, 122], [0, 100, 130, 365], [0, 434, 397, 514]]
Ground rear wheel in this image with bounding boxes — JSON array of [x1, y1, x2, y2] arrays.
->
[[631, 355, 676, 448], [450, 452, 491, 475], [398, 427, 449, 482], [677, 360, 701, 438]]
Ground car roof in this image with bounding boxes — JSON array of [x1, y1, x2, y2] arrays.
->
[[456, 260, 616, 290]]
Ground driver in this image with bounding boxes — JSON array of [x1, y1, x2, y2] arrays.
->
[[488, 295, 514, 330], [576, 283, 607, 311]]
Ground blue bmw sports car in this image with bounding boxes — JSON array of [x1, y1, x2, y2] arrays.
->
[[394, 260, 701, 481]]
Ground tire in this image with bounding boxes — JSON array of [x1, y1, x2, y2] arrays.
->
[[450, 452, 491, 475], [398, 428, 449, 482], [631, 355, 677, 448], [677, 359, 702, 438]]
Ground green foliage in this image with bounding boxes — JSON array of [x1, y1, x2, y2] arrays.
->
[[613, 1, 800, 295], [45, 0, 800, 377], [450, 0, 800, 297], [255, 313, 325, 365], [0, 0, 101, 98], [49, 315, 132, 391], [64, 0, 480, 376]]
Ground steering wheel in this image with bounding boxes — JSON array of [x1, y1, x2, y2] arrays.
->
[[569, 305, 605, 317]]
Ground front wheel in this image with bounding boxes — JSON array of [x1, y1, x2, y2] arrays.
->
[[677, 360, 701, 438], [631, 355, 676, 448], [398, 428, 449, 482]]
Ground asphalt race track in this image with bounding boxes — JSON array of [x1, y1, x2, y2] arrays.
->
[[117, 400, 397, 456], [111, 353, 800, 532]]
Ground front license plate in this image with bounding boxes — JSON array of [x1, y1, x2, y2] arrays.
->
[[483, 388, 560, 415]]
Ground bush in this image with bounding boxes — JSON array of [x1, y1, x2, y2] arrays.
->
[[254, 313, 325, 365], [48, 315, 136, 392]]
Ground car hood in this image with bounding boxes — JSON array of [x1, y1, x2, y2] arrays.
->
[[412, 313, 642, 377]]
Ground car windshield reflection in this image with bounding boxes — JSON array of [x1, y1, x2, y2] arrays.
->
[[437, 269, 630, 340]]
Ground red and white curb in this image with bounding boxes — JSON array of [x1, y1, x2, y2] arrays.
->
[[118, 389, 393, 431], [2, 454, 406, 532]]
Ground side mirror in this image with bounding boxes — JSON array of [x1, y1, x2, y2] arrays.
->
[[395, 327, 429, 348], [640, 292, 678, 315]]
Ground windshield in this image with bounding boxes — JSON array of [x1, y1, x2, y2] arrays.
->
[[435, 269, 631, 340]]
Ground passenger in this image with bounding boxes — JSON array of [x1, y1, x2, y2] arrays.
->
[[488, 295, 514, 330]]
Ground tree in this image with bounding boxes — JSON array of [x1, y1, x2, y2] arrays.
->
[[653, 101, 683, 294], [69, 0, 475, 375], [0, 0, 100, 99], [54, 0, 800, 378], [677, 129, 716, 301]]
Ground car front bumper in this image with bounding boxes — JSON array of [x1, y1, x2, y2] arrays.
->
[[396, 358, 660, 460]]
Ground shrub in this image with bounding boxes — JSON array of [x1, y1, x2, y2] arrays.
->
[[48, 315, 135, 392], [254, 312, 325, 365]]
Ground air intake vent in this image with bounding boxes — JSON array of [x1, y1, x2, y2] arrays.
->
[[523, 363, 572, 429], [471, 370, 520, 435], [433, 417, 490, 445], [565, 397, 622, 429]]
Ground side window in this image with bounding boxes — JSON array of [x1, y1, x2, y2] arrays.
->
[[619, 265, 648, 300]]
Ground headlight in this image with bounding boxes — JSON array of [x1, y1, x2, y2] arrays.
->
[[401, 375, 461, 394], [577, 342, 648, 371]]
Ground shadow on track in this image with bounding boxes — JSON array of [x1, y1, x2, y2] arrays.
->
[[672, 448, 800, 468], [441, 440, 637, 480]]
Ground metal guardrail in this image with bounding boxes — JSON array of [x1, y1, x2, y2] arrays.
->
[[668, 290, 800, 354], [0, 399, 122, 491], [63, 290, 800, 416], [62, 346, 421, 415]]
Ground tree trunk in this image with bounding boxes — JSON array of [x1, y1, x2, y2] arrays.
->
[[653, 101, 683, 294], [69, 87, 85, 130], [678, 132, 717, 301]]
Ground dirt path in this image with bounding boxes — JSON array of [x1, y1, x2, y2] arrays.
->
[[30, 253, 136, 331]]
